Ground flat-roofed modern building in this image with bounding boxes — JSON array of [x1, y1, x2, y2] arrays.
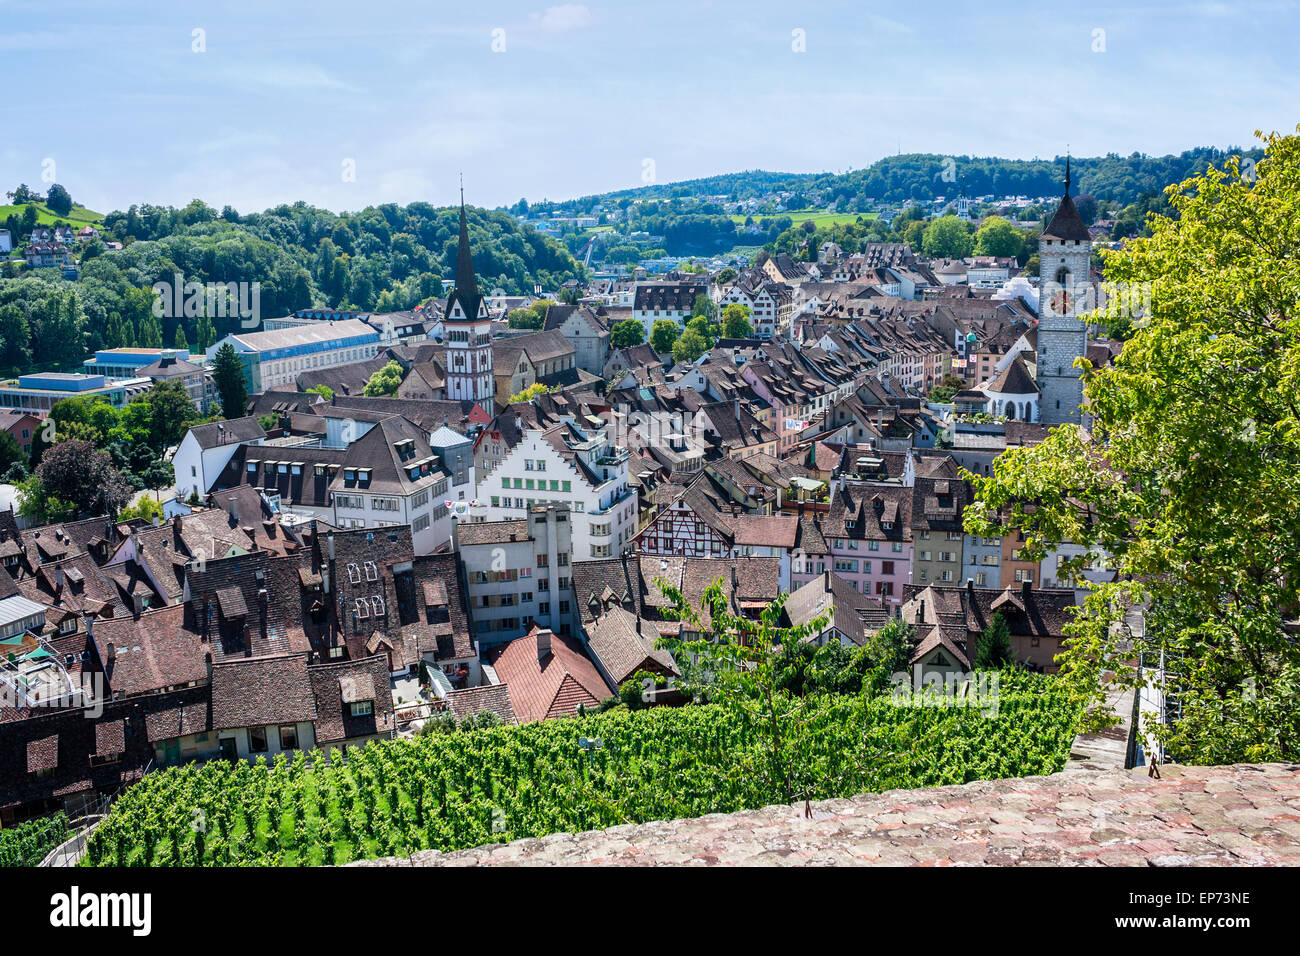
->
[[206, 319, 381, 391], [83, 347, 197, 379], [0, 373, 152, 411]]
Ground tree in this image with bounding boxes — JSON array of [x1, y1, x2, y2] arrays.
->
[[6, 184, 38, 204], [656, 577, 830, 803], [118, 494, 164, 523], [974, 216, 1024, 259], [0, 305, 32, 371], [975, 612, 1015, 668], [143, 379, 201, 450], [306, 384, 334, 402], [649, 319, 679, 354], [0, 430, 24, 475], [210, 343, 248, 420], [610, 318, 645, 348], [691, 293, 716, 322], [964, 130, 1300, 764], [929, 373, 968, 403], [27, 440, 131, 518], [671, 329, 709, 365], [363, 360, 404, 397], [508, 382, 550, 404], [721, 303, 754, 339], [715, 267, 738, 284], [45, 184, 73, 217], [921, 215, 974, 259], [506, 308, 543, 330]]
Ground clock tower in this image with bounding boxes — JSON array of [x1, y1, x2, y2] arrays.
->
[[444, 192, 495, 404], [1036, 158, 1091, 426]]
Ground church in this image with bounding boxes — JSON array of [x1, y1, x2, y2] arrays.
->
[[443, 194, 496, 404], [1035, 159, 1092, 426]]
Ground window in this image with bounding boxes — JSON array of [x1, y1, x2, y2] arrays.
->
[[355, 598, 370, 619], [347, 563, 361, 584], [364, 561, 378, 581], [350, 700, 373, 717], [279, 725, 298, 750], [371, 596, 385, 616], [249, 726, 268, 753], [412, 514, 430, 533]]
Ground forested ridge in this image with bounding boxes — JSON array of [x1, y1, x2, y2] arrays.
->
[[0, 201, 585, 375]]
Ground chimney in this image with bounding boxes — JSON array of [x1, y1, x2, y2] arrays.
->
[[1021, 578, 1031, 602], [823, 568, 831, 591], [966, 577, 975, 595], [915, 599, 925, 625], [229, 497, 239, 522], [55, 567, 64, 592], [106, 641, 116, 669], [536, 627, 553, 661], [327, 532, 336, 560]]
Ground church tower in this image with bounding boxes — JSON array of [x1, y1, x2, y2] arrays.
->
[[1036, 158, 1091, 426], [443, 192, 495, 404]]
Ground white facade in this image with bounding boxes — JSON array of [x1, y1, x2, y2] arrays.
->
[[173, 430, 263, 500], [477, 426, 637, 562]]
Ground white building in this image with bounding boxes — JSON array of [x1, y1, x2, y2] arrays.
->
[[476, 420, 637, 562], [456, 504, 577, 647], [172, 417, 268, 501]]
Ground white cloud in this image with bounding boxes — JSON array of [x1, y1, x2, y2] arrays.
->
[[531, 4, 593, 32]]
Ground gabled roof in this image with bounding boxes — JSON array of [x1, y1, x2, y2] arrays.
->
[[985, 354, 1038, 395], [488, 627, 612, 723]]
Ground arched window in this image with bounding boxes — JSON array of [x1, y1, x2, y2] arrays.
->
[[1055, 266, 1070, 286]]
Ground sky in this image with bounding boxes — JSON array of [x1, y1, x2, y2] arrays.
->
[[2, 0, 1298, 216]]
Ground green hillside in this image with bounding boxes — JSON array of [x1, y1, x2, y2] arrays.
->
[[0, 202, 104, 229]]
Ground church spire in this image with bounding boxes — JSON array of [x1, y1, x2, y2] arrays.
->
[[445, 183, 484, 322], [1064, 153, 1072, 195]]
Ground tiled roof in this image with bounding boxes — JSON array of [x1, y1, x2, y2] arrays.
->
[[445, 684, 517, 724], [307, 654, 396, 743], [210, 653, 317, 730], [488, 627, 612, 723]]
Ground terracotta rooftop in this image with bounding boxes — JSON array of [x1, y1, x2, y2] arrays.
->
[[350, 763, 1300, 867]]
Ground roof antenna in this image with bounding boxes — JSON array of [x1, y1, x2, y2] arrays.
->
[[459, 172, 464, 207]]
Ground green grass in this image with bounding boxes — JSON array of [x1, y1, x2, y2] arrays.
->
[[730, 208, 879, 228], [0, 202, 104, 228]]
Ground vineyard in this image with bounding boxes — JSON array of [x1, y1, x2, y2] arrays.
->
[[0, 812, 70, 867], [85, 672, 1079, 866]]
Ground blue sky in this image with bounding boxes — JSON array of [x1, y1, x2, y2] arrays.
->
[[2, 0, 1298, 215]]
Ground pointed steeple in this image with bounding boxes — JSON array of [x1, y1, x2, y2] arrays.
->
[[1042, 153, 1089, 241], [446, 186, 483, 322]]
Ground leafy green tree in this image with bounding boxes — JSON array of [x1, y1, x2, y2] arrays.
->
[[25, 439, 131, 519], [649, 319, 679, 354], [975, 612, 1015, 668], [610, 318, 645, 348], [45, 184, 73, 217], [506, 308, 543, 330], [974, 216, 1024, 259], [211, 343, 248, 420], [921, 215, 974, 259], [721, 303, 754, 339], [691, 293, 716, 322], [964, 130, 1300, 764], [143, 379, 201, 450], [0, 430, 24, 475], [363, 360, 404, 397], [0, 305, 32, 370], [671, 328, 709, 364], [306, 384, 334, 402]]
